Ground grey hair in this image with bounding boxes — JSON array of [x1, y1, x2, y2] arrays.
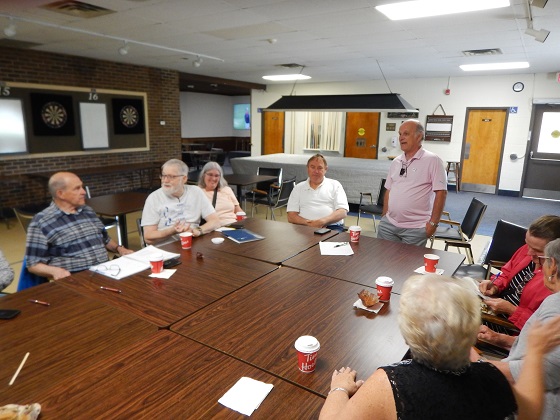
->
[[162, 159, 189, 176], [198, 161, 228, 189], [48, 172, 75, 197], [399, 275, 480, 371], [403, 119, 425, 140], [545, 238, 560, 267]]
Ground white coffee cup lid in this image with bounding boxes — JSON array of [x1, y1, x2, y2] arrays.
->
[[236, 211, 246, 215], [180, 231, 193, 237], [294, 335, 320, 353], [424, 253, 440, 260], [375, 276, 394, 287], [349, 225, 361, 231], [150, 252, 163, 261]]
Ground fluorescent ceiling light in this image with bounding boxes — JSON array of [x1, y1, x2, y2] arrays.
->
[[376, 0, 510, 20], [460, 62, 529, 71], [262, 74, 311, 81]]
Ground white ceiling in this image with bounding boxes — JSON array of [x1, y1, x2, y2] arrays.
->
[[1, 0, 558, 87]]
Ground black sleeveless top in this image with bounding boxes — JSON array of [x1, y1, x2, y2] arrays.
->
[[380, 359, 516, 420]]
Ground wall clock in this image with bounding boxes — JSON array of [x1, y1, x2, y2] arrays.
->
[[513, 82, 524, 92]]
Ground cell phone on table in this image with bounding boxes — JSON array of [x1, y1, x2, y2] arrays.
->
[[163, 258, 181, 269], [314, 228, 331, 235], [0, 309, 21, 320]]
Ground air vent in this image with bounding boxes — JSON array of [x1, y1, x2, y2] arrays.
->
[[276, 63, 305, 68], [462, 48, 503, 56], [41, 0, 114, 18]]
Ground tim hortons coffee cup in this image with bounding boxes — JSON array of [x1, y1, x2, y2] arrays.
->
[[375, 276, 394, 302], [149, 252, 164, 274], [236, 211, 247, 221], [179, 231, 193, 250], [348, 225, 362, 242], [424, 254, 440, 273], [294, 335, 320, 373]]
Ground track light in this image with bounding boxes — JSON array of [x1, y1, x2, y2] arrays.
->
[[193, 57, 203, 68], [4, 21, 16, 38], [525, 27, 550, 43], [118, 42, 129, 56]]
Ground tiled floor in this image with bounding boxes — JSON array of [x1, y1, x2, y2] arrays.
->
[[0, 204, 491, 294]]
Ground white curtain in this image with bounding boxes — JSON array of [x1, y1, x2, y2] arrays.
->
[[303, 112, 344, 151]]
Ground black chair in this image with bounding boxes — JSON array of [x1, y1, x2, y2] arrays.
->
[[136, 218, 147, 248], [429, 197, 487, 264], [85, 187, 119, 241], [357, 178, 386, 232], [454, 220, 527, 279], [250, 177, 296, 220], [181, 152, 200, 171], [247, 167, 282, 213]]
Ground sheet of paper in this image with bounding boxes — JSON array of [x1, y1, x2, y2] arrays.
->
[[414, 266, 444, 275], [319, 241, 354, 256], [127, 245, 180, 263], [149, 269, 176, 279], [90, 258, 150, 280], [218, 377, 274, 416]]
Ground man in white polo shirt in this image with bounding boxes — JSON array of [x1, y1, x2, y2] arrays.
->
[[377, 119, 447, 246], [287, 154, 349, 231]]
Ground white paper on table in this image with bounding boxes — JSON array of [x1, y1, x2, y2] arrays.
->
[[149, 269, 176, 279], [319, 241, 354, 256], [463, 276, 489, 300], [127, 245, 180, 263], [414, 266, 444, 275], [216, 227, 235, 231], [353, 299, 384, 313], [218, 377, 274, 416]]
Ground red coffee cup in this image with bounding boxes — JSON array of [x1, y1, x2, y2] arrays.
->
[[179, 232, 193, 250], [348, 225, 361, 242], [236, 211, 247, 221], [149, 253, 164, 274], [294, 336, 320, 373], [424, 253, 440, 273], [375, 276, 394, 302]]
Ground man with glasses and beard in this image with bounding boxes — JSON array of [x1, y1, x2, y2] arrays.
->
[[377, 119, 447, 246], [142, 159, 220, 245]]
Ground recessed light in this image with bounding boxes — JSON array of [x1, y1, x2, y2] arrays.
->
[[262, 74, 311, 81], [460, 62, 530, 71], [376, 0, 510, 21]]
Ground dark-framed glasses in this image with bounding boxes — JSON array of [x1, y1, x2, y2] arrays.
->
[[160, 174, 184, 180], [537, 256, 550, 266], [92, 264, 121, 277], [400, 163, 407, 177]]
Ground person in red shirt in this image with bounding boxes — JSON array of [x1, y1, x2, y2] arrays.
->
[[479, 215, 560, 329]]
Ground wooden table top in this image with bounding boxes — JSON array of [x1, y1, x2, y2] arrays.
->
[[0, 282, 156, 405], [59, 248, 277, 328], [283, 232, 466, 294], [171, 267, 407, 397], [27, 331, 324, 419], [85, 191, 149, 217], [190, 218, 340, 265]]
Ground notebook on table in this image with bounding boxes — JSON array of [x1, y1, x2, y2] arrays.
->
[[222, 229, 265, 244]]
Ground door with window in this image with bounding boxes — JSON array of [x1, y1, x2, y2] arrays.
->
[[522, 104, 560, 200], [461, 108, 508, 194]]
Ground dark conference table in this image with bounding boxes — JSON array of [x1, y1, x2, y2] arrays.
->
[[283, 231, 466, 294], [60, 249, 277, 328], [171, 266, 408, 397], [86, 191, 149, 248], [0, 282, 156, 405]]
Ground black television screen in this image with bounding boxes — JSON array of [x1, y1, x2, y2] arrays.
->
[[233, 104, 250, 130]]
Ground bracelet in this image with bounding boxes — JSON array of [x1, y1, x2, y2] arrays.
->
[[429, 221, 438, 227], [328, 387, 349, 396]]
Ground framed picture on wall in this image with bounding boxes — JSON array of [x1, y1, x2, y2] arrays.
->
[[425, 115, 453, 142]]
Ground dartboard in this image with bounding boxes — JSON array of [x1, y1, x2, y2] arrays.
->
[[120, 105, 139, 128], [41, 101, 67, 128]]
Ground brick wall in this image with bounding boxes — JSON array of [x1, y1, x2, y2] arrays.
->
[[0, 46, 180, 209]]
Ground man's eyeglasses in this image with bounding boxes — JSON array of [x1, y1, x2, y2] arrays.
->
[[92, 264, 121, 277], [537, 256, 550, 266], [400, 163, 407, 177], [160, 174, 184, 180]]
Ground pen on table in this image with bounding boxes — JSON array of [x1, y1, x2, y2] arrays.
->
[[9, 352, 30, 386], [334, 242, 348, 248], [100, 286, 122, 293], [28, 299, 50, 306]]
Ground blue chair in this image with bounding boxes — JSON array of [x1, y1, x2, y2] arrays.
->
[[17, 255, 48, 291]]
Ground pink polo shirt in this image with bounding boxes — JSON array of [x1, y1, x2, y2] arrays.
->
[[385, 148, 447, 228]]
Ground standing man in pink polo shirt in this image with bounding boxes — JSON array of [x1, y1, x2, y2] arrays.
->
[[377, 120, 447, 246]]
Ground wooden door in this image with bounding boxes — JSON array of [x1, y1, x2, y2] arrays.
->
[[461, 109, 507, 193], [262, 111, 285, 155], [344, 112, 379, 159]]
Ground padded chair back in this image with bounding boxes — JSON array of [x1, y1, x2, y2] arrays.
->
[[13, 207, 36, 233], [181, 152, 197, 171], [460, 198, 487, 240], [256, 167, 282, 191], [275, 177, 296, 208], [377, 178, 387, 206], [484, 220, 527, 266]]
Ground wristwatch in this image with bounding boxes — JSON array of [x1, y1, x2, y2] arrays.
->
[[428, 221, 438, 227], [196, 227, 204, 236]]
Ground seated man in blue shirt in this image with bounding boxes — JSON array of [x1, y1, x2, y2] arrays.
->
[[25, 172, 132, 280], [287, 154, 349, 231]]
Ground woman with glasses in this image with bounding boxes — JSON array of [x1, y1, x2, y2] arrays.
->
[[478, 215, 560, 330], [141, 159, 221, 245], [477, 238, 560, 420], [198, 162, 243, 226]]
